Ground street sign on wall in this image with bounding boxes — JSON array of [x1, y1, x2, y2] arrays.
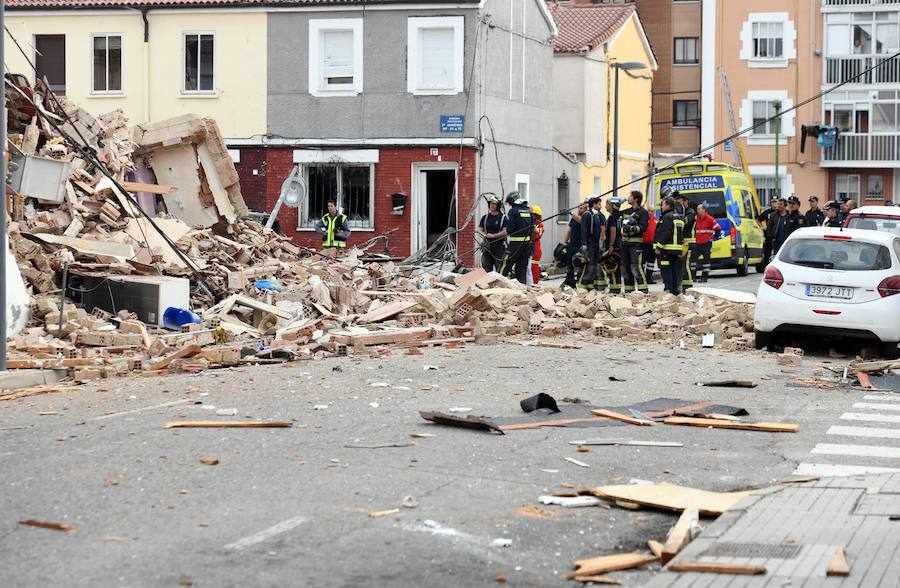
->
[[440, 115, 465, 133]]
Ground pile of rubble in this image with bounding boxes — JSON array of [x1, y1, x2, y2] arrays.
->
[[2, 79, 757, 389]]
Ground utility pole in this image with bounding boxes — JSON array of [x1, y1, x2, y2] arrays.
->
[[773, 100, 782, 200]]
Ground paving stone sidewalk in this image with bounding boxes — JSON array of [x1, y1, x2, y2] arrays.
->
[[647, 473, 900, 587]]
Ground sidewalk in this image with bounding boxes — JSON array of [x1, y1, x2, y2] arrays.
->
[[647, 473, 900, 587]]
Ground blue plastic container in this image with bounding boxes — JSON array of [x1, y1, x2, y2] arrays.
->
[[163, 307, 202, 331]]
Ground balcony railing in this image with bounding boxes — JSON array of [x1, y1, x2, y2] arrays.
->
[[824, 0, 900, 6], [822, 133, 900, 163], [825, 56, 900, 84]]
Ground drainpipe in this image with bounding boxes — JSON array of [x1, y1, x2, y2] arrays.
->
[[141, 8, 150, 122], [774, 100, 782, 198]]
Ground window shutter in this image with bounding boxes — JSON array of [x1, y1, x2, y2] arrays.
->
[[419, 27, 455, 88], [323, 30, 354, 82]]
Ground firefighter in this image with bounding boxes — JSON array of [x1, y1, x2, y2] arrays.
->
[[477, 195, 506, 273], [643, 203, 658, 284], [603, 197, 624, 294], [692, 203, 723, 283], [562, 201, 588, 288], [676, 193, 696, 291], [654, 196, 685, 295], [619, 191, 650, 294], [315, 199, 351, 252], [530, 205, 545, 285], [498, 192, 533, 284], [576, 196, 602, 290]]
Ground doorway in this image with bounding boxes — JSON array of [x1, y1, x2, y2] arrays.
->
[[412, 165, 458, 253]]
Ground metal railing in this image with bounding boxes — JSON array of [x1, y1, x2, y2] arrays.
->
[[822, 132, 900, 162], [825, 55, 900, 84], [824, 0, 900, 6]]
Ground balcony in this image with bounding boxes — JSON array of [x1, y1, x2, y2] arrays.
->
[[824, 0, 900, 6], [822, 133, 900, 166], [825, 56, 900, 84]]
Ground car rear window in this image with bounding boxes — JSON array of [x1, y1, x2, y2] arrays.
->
[[680, 191, 726, 219], [846, 215, 900, 236], [779, 237, 893, 271]]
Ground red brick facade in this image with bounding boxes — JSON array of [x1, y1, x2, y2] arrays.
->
[[233, 146, 477, 264]]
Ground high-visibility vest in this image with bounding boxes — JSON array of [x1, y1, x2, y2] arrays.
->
[[321, 213, 348, 248]]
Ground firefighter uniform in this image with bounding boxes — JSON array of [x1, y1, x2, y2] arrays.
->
[[620, 206, 650, 293], [604, 206, 623, 294], [318, 212, 350, 250], [692, 213, 723, 283], [643, 213, 657, 284], [530, 205, 545, 285], [681, 204, 697, 290], [499, 201, 534, 284], [654, 208, 685, 295]]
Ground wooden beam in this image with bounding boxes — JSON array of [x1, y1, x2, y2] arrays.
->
[[827, 546, 850, 577], [592, 408, 657, 427], [164, 421, 293, 429], [661, 508, 698, 565], [123, 181, 174, 194], [567, 553, 658, 579], [150, 344, 202, 371], [664, 417, 799, 433], [666, 562, 766, 575], [647, 540, 663, 559]]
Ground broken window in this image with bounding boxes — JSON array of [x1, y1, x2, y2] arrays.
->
[[301, 164, 373, 230], [184, 33, 214, 93], [92, 34, 122, 94], [35, 35, 66, 94]]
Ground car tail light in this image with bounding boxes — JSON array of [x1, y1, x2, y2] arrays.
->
[[824, 234, 852, 240], [764, 266, 783, 289], [730, 226, 736, 246], [813, 310, 842, 315], [877, 276, 900, 297]]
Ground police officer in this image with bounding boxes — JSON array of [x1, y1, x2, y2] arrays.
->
[[315, 199, 351, 252], [477, 195, 506, 272], [603, 197, 624, 294], [562, 201, 588, 288], [620, 191, 650, 294], [654, 196, 686, 295], [822, 201, 843, 227], [498, 192, 533, 284], [676, 192, 696, 291]]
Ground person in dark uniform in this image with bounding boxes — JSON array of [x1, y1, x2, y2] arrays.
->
[[654, 196, 686, 295], [315, 199, 351, 253], [603, 197, 624, 294], [619, 191, 650, 294], [498, 192, 533, 284], [804, 196, 825, 228], [562, 200, 587, 288], [784, 196, 806, 239], [477, 195, 506, 273], [822, 201, 843, 227], [676, 192, 696, 291], [576, 195, 602, 290]]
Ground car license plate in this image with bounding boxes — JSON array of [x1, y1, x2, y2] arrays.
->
[[805, 284, 853, 299]]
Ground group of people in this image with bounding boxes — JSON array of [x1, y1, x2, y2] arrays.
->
[[758, 195, 855, 260], [477, 192, 546, 285]]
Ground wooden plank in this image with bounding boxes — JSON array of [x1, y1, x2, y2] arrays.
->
[[589, 482, 754, 517], [849, 360, 900, 374], [567, 553, 657, 579], [647, 540, 663, 559], [661, 507, 698, 565], [19, 519, 76, 533], [122, 181, 173, 194], [150, 344, 202, 371], [664, 416, 799, 433], [498, 417, 611, 431], [666, 562, 766, 575], [357, 299, 419, 324], [164, 421, 293, 429], [827, 546, 850, 577], [592, 408, 656, 427]]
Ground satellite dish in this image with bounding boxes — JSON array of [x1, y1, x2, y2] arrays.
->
[[280, 167, 307, 209]]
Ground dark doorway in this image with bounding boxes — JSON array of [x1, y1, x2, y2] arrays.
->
[[35, 35, 66, 94], [425, 170, 457, 247]]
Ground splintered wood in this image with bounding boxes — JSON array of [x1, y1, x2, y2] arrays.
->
[[589, 482, 754, 516], [567, 553, 657, 580]]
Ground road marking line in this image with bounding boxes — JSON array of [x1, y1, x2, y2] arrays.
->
[[841, 412, 900, 424], [92, 399, 191, 420], [794, 463, 900, 477], [827, 425, 900, 440], [863, 395, 900, 401], [224, 516, 309, 551], [852, 402, 900, 412], [811, 443, 900, 459]]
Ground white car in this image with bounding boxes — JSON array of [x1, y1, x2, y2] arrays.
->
[[844, 205, 900, 236], [754, 226, 900, 356]]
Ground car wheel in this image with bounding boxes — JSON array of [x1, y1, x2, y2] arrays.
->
[[736, 248, 749, 276], [754, 330, 772, 350], [882, 342, 900, 360]]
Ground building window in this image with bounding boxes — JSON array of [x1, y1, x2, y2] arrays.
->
[[673, 100, 699, 127], [742, 91, 794, 144], [835, 174, 861, 202], [751, 100, 781, 135], [35, 35, 66, 94], [301, 164, 374, 230], [92, 34, 122, 94], [868, 175, 885, 200], [183, 33, 214, 93], [309, 19, 364, 97], [515, 173, 530, 200], [752, 22, 783, 59], [557, 173, 569, 224], [407, 16, 464, 96], [754, 176, 778, 206], [674, 37, 699, 64]]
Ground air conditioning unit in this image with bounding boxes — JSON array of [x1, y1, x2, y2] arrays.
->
[[67, 272, 191, 327]]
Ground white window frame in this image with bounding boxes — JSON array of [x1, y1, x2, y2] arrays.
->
[[515, 173, 530, 201], [90, 33, 124, 95], [182, 32, 216, 95], [308, 18, 363, 97], [407, 16, 465, 96], [739, 12, 796, 68], [835, 174, 861, 203], [740, 90, 795, 145]]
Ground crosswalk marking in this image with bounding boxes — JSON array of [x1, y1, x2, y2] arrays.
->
[[852, 402, 900, 411], [827, 425, 900, 440], [794, 463, 900, 477], [840, 412, 900, 424], [811, 443, 900, 459], [863, 394, 900, 401]]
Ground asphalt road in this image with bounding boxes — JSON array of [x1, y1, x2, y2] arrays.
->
[[0, 335, 872, 587]]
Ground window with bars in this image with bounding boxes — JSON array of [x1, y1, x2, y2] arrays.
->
[[754, 176, 780, 206], [752, 22, 784, 59], [300, 164, 374, 230], [836, 174, 861, 202], [674, 37, 699, 64], [184, 33, 214, 93], [92, 34, 122, 94], [673, 100, 699, 127]]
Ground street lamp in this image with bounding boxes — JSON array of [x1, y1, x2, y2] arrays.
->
[[612, 61, 647, 198]]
